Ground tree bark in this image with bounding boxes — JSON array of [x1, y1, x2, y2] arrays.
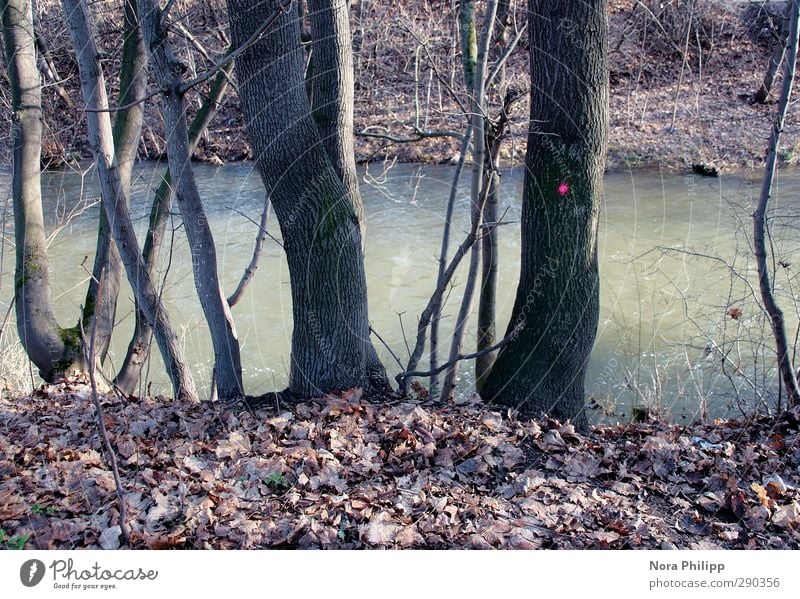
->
[[753, 2, 791, 105], [227, 0, 387, 397], [81, 0, 146, 364], [1, 0, 75, 380], [479, 0, 609, 429], [136, 0, 243, 400], [115, 63, 232, 395], [475, 132, 501, 387], [754, 0, 800, 409], [308, 0, 362, 226], [62, 0, 197, 402]]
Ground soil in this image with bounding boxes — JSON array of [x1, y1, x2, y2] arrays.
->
[[1, 0, 797, 173]]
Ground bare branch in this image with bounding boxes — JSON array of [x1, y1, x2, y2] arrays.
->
[[399, 322, 523, 383], [227, 199, 272, 307], [178, 0, 291, 94]]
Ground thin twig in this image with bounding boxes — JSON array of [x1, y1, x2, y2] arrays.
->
[[399, 322, 522, 384], [369, 325, 405, 373], [227, 198, 272, 307], [79, 268, 130, 547], [178, 0, 291, 94], [226, 205, 284, 249]]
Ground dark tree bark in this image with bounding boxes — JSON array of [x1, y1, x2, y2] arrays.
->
[[1, 0, 77, 379], [480, 0, 608, 429], [62, 0, 197, 402], [115, 63, 233, 395], [80, 0, 146, 364], [136, 0, 243, 400], [754, 0, 800, 409], [308, 0, 362, 226], [753, 2, 791, 105], [227, 0, 387, 397]]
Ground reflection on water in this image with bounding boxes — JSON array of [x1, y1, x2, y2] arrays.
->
[[2, 161, 800, 423]]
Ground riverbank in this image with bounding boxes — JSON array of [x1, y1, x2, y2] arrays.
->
[[1, 1, 797, 172], [1, 379, 798, 549]]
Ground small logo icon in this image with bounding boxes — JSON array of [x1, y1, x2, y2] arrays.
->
[[20, 559, 46, 587]]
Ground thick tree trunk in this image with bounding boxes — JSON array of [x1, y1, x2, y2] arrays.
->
[[754, 0, 800, 409], [115, 63, 232, 395], [136, 0, 243, 400], [81, 0, 146, 364], [480, 0, 608, 429], [308, 0, 362, 224], [1, 0, 75, 379], [62, 0, 197, 402], [227, 0, 387, 397]]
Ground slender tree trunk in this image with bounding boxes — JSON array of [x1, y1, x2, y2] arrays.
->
[[754, 0, 800, 409], [62, 0, 197, 402], [1, 0, 76, 380], [136, 0, 243, 400], [227, 0, 387, 397], [428, 128, 472, 393], [753, 2, 791, 105], [32, 9, 73, 108], [480, 0, 609, 430], [476, 136, 501, 387], [81, 0, 146, 364], [442, 0, 499, 402], [429, 0, 479, 390], [459, 0, 477, 93], [115, 63, 232, 395]]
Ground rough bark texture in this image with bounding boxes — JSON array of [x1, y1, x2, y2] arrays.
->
[[2, 0, 74, 379], [115, 63, 232, 395], [754, 0, 800, 408], [308, 0, 362, 225], [81, 0, 146, 364], [62, 0, 197, 402], [480, 0, 609, 429], [137, 0, 243, 400], [227, 0, 387, 397]]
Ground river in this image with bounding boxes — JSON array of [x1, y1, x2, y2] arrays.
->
[[3, 161, 799, 423]]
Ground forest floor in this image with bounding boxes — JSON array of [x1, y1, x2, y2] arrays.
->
[[2, 0, 799, 172], [1, 379, 799, 549]]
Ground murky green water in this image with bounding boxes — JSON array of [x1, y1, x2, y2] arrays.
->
[[2, 161, 799, 422]]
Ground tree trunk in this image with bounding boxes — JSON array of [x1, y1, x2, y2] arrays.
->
[[1, 0, 76, 380], [308, 0, 362, 226], [754, 0, 800, 409], [115, 63, 232, 395], [136, 0, 243, 400], [479, 0, 608, 429], [227, 0, 387, 397], [62, 0, 197, 402], [753, 2, 791, 104], [475, 140, 500, 387], [81, 0, 146, 364], [442, 0, 499, 402]]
